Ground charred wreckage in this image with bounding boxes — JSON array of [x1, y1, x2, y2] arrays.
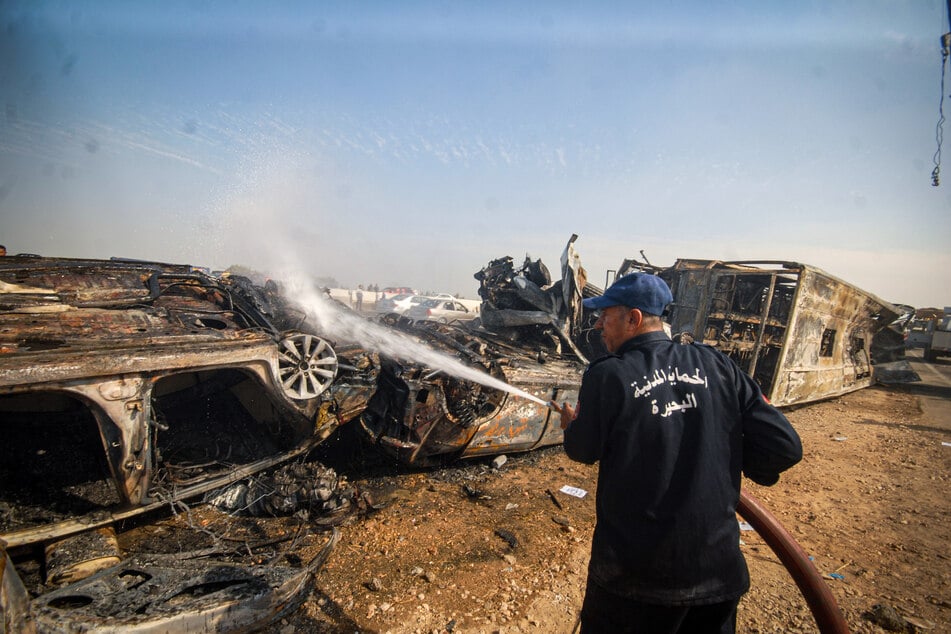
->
[[359, 235, 907, 466], [0, 255, 375, 631], [0, 238, 906, 631]]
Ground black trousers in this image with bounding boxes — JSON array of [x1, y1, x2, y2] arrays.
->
[[579, 579, 739, 634]]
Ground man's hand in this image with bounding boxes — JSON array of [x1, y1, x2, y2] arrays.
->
[[550, 400, 576, 430]]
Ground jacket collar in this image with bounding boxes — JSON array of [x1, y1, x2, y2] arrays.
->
[[616, 329, 670, 355]]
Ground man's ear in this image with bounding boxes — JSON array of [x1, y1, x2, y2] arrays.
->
[[628, 308, 643, 329]]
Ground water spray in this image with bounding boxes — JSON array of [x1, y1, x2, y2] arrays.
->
[[281, 276, 555, 409], [209, 154, 559, 410]]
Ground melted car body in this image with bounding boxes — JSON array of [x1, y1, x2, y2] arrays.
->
[[359, 236, 597, 466]]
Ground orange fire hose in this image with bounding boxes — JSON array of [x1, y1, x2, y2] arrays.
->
[[738, 491, 850, 633]]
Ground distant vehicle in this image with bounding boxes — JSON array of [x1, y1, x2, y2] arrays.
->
[[375, 293, 429, 315], [930, 317, 951, 361], [905, 312, 951, 362], [925, 315, 951, 362], [426, 293, 483, 312], [406, 298, 479, 323], [905, 318, 935, 350], [381, 286, 416, 299]]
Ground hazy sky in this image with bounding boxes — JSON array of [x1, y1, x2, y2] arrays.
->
[[2, 1, 950, 307]]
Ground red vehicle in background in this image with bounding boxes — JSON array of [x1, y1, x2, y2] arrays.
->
[[380, 286, 416, 300]]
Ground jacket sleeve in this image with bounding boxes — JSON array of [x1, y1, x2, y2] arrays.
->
[[563, 360, 623, 464], [734, 365, 803, 485]]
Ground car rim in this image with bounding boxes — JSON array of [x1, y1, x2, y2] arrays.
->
[[277, 333, 338, 400]]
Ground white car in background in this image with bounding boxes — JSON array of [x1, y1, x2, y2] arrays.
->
[[406, 298, 479, 323], [376, 294, 429, 315]]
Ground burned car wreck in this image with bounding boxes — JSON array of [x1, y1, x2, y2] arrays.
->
[[3, 527, 339, 634], [0, 255, 377, 548], [357, 320, 583, 467], [0, 255, 380, 630], [359, 236, 600, 466]]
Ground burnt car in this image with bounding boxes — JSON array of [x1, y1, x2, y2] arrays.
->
[[359, 236, 600, 466], [358, 319, 582, 466], [1, 527, 340, 634], [0, 255, 378, 549]]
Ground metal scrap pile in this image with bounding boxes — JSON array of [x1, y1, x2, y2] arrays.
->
[[0, 236, 918, 632], [473, 239, 602, 363], [475, 254, 558, 329], [206, 461, 381, 523]]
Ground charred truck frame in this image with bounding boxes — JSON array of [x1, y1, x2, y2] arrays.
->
[[649, 259, 900, 407]]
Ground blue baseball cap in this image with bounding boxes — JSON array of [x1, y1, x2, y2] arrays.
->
[[582, 273, 673, 316]]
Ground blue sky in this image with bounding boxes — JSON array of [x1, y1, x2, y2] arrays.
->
[[2, 1, 949, 307]]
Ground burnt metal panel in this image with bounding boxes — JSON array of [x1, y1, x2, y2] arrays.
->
[[1, 529, 339, 633], [463, 361, 580, 457], [771, 265, 890, 405]]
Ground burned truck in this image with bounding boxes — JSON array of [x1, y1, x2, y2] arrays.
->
[[647, 259, 901, 407], [0, 255, 378, 550]]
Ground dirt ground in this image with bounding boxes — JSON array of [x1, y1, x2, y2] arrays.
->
[[282, 382, 950, 634], [87, 380, 949, 633]]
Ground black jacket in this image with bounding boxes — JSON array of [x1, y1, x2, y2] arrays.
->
[[564, 330, 802, 605]]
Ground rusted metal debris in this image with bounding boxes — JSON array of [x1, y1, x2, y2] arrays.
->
[[867, 304, 921, 384], [1, 247, 906, 503], [357, 324, 583, 466], [206, 461, 384, 522], [44, 527, 122, 586], [475, 234, 598, 363], [359, 236, 596, 466], [0, 241, 910, 630], [2, 528, 338, 633]]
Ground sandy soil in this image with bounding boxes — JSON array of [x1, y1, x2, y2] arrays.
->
[[267, 382, 950, 634]]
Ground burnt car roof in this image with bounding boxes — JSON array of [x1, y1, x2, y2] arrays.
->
[[0, 256, 277, 358]]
